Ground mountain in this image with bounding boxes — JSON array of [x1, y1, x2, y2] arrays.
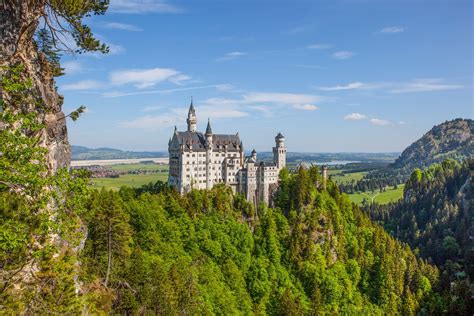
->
[[71, 145, 167, 160], [339, 119, 473, 193], [393, 118, 473, 171]]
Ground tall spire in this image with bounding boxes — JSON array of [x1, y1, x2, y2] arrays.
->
[[205, 118, 213, 135], [186, 98, 197, 132], [188, 97, 195, 115]]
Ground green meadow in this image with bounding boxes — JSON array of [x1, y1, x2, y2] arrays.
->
[[347, 184, 405, 205], [90, 163, 169, 190]]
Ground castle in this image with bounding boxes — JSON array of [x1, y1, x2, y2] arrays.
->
[[168, 101, 286, 205]]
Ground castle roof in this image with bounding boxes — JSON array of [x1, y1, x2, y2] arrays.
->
[[205, 119, 213, 135], [188, 100, 196, 116], [174, 131, 241, 152], [275, 132, 285, 139]]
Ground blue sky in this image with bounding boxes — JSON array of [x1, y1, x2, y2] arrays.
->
[[57, 0, 473, 152]]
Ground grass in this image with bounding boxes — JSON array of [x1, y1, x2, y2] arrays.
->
[[330, 171, 368, 184], [347, 184, 405, 205], [90, 163, 169, 190]]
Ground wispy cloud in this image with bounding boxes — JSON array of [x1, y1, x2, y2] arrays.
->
[[319, 82, 369, 91], [344, 113, 366, 120], [103, 22, 143, 31], [103, 84, 224, 97], [307, 43, 332, 50], [293, 104, 319, 111], [62, 61, 82, 75], [61, 80, 104, 91], [216, 51, 247, 62], [378, 26, 406, 34], [389, 78, 463, 93], [109, 0, 182, 14], [109, 67, 187, 89], [332, 51, 355, 60], [370, 118, 392, 126], [123, 105, 248, 129], [344, 113, 393, 126], [319, 78, 463, 93]]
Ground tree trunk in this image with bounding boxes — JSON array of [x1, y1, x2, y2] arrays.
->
[[0, 0, 71, 174]]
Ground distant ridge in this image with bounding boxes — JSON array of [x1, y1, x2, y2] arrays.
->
[[71, 145, 167, 160], [393, 118, 473, 171]]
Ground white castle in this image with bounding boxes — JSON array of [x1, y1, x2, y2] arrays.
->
[[168, 101, 287, 205]]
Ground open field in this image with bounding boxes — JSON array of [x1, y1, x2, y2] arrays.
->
[[347, 184, 405, 205], [89, 162, 169, 190], [330, 170, 368, 184], [91, 173, 168, 190]]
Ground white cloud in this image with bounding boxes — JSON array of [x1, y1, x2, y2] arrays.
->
[[332, 51, 355, 60], [293, 104, 319, 111], [390, 78, 463, 93], [378, 26, 405, 34], [103, 84, 222, 97], [61, 80, 103, 91], [370, 118, 392, 126], [169, 74, 191, 85], [243, 92, 323, 104], [62, 61, 82, 75], [216, 51, 247, 62], [103, 22, 143, 31], [108, 43, 125, 55], [319, 82, 368, 91], [109, 67, 184, 89], [307, 43, 332, 50], [344, 113, 367, 121], [109, 0, 182, 14], [123, 106, 247, 129], [122, 114, 182, 129]]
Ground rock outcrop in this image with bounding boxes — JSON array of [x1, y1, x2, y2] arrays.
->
[[0, 0, 70, 174]]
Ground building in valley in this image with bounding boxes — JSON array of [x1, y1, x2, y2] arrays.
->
[[168, 101, 286, 205]]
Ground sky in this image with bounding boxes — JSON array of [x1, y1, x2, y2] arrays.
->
[[57, 0, 473, 153]]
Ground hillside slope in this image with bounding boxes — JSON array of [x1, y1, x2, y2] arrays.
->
[[393, 118, 473, 170], [76, 167, 441, 314], [366, 159, 472, 314]]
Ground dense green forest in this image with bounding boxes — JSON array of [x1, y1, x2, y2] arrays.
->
[[365, 159, 473, 314]]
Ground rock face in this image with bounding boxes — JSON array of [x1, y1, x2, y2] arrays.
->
[[393, 118, 473, 171], [0, 0, 70, 174]]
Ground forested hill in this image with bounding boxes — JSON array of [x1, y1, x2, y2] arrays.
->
[[73, 167, 443, 314], [339, 119, 473, 193], [366, 159, 472, 314], [393, 118, 473, 171]]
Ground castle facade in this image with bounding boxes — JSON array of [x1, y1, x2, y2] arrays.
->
[[168, 101, 287, 205]]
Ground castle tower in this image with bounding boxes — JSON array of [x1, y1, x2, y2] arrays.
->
[[251, 149, 257, 161], [186, 100, 197, 132], [205, 119, 213, 189], [273, 132, 287, 169]]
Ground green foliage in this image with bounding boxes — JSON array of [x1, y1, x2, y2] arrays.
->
[[0, 65, 91, 313], [366, 159, 472, 314], [42, 0, 109, 54], [78, 165, 439, 314]]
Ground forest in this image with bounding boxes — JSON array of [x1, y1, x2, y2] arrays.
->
[[365, 159, 473, 314]]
